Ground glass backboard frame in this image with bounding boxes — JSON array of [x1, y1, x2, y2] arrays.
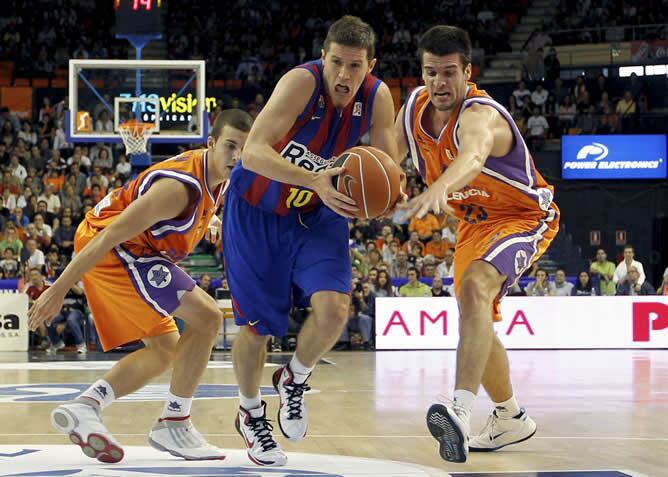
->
[[113, 96, 161, 133], [66, 59, 207, 144]]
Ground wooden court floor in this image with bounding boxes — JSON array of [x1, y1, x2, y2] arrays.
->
[[0, 349, 666, 476]]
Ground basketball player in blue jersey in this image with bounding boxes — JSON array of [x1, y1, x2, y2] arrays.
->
[[222, 15, 397, 466]]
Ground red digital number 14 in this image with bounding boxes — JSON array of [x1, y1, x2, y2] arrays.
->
[[132, 0, 152, 11]]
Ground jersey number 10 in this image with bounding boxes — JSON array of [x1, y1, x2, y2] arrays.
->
[[286, 187, 314, 208]]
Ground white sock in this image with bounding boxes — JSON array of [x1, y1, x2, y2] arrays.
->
[[239, 392, 262, 411], [453, 389, 476, 421], [494, 395, 521, 419], [78, 379, 115, 410], [289, 355, 314, 384], [161, 391, 192, 420]]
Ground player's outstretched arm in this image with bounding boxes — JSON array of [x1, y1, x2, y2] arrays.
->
[[393, 104, 409, 164], [400, 103, 498, 219], [28, 179, 190, 331], [241, 69, 357, 216]]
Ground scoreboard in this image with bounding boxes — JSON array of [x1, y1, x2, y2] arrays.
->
[[114, 0, 163, 36]]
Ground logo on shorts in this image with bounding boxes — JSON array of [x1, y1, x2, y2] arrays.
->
[[148, 264, 172, 289], [514, 250, 528, 275]]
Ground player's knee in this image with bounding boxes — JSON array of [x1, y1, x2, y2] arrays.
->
[[202, 308, 224, 336], [144, 334, 178, 366], [311, 296, 346, 328], [237, 325, 270, 350], [459, 276, 493, 311]]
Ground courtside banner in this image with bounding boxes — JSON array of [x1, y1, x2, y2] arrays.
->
[[375, 296, 668, 350], [0, 293, 29, 351], [561, 134, 666, 180]]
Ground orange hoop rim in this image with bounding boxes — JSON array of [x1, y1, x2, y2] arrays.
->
[[119, 119, 156, 137]]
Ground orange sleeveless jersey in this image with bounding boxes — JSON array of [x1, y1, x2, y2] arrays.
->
[[84, 148, 223, 262], [402, 83, 559, 224]]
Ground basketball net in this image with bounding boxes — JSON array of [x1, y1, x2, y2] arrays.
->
[[118, 119, 155, 155]]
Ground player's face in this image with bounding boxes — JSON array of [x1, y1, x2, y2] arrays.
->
[[422, 52, 471, 112], [208, 125, 249, 173], [322, 43, 376, 109]]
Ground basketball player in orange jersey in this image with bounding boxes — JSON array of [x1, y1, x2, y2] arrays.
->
[[27, 109, 253, 463], [395, 26, 559, 463], [223, 16, 397, 466]]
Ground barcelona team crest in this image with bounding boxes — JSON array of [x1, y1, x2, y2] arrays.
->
[[352, 102, 362, 116]]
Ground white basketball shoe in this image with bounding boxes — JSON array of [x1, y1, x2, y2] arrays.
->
[[148, 418, 226, 460], [469, 408, 537, 452], [51, 400, 124, 463], [272, 364, 310, 441], [426, 402, 470, 463], [236, 402, 288, 466]]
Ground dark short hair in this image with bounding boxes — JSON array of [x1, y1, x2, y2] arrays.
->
[[623, 244, 634, 251], [418, 25, 472, 66], [556, 268, 566, 274], [210, 109, 253, 139], [324, 15, 376, 60], [536, 268, 548, 276], [408, 266, 420, 277]]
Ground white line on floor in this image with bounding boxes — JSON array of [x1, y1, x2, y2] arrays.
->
[[2, 434, 667, 441]]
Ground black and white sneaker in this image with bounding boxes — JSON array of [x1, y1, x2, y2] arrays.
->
[[272, 364, 310, 441], [469, 408, 536, 452], [426, 402, 470, 463], [235, 402, 287, 466]]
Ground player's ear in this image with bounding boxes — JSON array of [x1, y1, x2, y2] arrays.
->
[[464, 63, 472, 81], [207, 135, 215, 150], [368, 58, 377, 73], [321, 49, 326, 61]]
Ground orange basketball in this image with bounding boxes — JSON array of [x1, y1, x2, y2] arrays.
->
[[332, 146, 402, 219]]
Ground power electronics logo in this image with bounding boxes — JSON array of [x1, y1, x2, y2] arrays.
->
[[577, 142, 609, 161], [633, 302, 668, 341], [563, 141, 662, 171]]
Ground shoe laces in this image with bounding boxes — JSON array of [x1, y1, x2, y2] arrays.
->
[[484, 412, 499, 440], [248, 415, 278, 452], [436, 394, 467, 420], [283, 378, 311, 420]]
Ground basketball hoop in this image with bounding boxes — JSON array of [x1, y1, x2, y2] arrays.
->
[[118, 119, 155, 155]]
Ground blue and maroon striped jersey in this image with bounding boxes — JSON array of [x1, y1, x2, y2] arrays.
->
[[227, 59, 382, 215]]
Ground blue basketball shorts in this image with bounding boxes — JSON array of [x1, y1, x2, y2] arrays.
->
[[222, 189, 351, 337]]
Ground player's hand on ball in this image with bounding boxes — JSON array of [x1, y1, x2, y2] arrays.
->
[[398, 182, 454, 219], [313, 167, 359, 218], [28, 286, 65, 332], [206, 215, 221, 243]]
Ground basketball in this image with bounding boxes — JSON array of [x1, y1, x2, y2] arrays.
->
[[332, 146, 402, 219]]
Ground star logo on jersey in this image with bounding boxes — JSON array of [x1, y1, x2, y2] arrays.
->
[[514, 250, 529, 275], [536, 187, 554, 211], [148, 264, 172, 289], [352, 102, 362, 116]]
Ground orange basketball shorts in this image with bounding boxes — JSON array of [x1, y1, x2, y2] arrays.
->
[[453, 214, 559, 322], [74, 220, 195, 351]]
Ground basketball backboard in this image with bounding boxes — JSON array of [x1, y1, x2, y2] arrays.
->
[[67, 59, 208, 144]]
